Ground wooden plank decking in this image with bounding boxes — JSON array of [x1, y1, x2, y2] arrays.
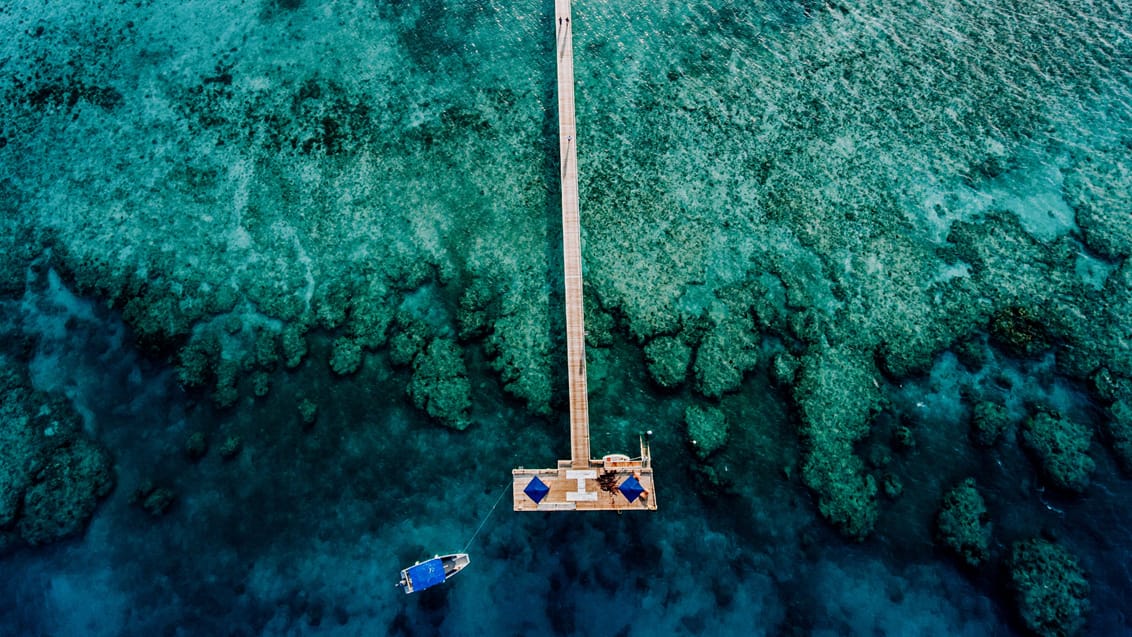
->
[[511, 0, 657, 512], [513, 441, 657, 512], [555, 0, 590, 471]]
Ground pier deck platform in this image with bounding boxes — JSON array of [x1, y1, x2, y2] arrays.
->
[[511, 0, 657, 513]]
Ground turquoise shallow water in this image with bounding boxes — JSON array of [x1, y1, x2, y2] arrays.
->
[[1, 0, 1131, 635]]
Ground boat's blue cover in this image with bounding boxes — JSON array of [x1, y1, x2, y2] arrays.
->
[[619, 476, 645, 503], [524, 476, 550, 504], [407, 558, 446, 591]]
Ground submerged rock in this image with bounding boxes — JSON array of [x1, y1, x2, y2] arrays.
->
[[485, 291, 553, 415], [1009, 538, 1090, 637], [1064, 151, 1132, 260], [644, 335, 692, 389], [693, 461, 736, 494], [880, 473, 903, 499], [184, 431, 208, 461], [456, 276, 501, 341], [130, 480, 176, 517], [803, 455, 879, 541], [582, 293, 616, 348], [1020, 410, 1094, 493], [970, 401, 1011, 447], [684, 404, 728, 460], [1103, 399, 1132, 474], [935, 478, 991, 568], [298, 398, 319, 428], [892, 423, 915, 451], [408, 338, 472, 430], [280, 323, 309, 369], [692, 314, 759, 398], [251, 370, 271, 397], [770, 351, 799, 386], [218, 435, 243, 460], [0, 226, 36, 299], [793, 345, 885, 540], [328, 337, 363, 376], [0, 362, 115, 550], [18, 437, 114, 546], [388, 314, 431, 367], [212, 359, 241, 409], [176, 330, 220, 388], [989, 306, 1052, 359]]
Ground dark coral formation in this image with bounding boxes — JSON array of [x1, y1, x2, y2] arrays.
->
[[184, 431, 209, 461], [989, 306, 1052, 359], [329, 337, 363, 376], [16, 436, 114, 547], [389, 314, 431, 368], [1090, 371, 1132, 473], [644, 335, 692, 389], [880, 473, 903, 499], [934, 478, 991, 568], [408, 338, 473, 431], [298, 398, 319, 428], [0, 361, 114, 551], [1008, 538, 1090, 637], [692, 314, 759, 398], [129, 480, 176, 517], [484, 298, 553, 415], [793, 346, 885, 540], [970, 401, 1011, 448], [1020, 410, 1095, 493], [1104, 399, 1132, 473], [218, 435, 243, 460], [770, 351, 799, 387], [684, 404, 728, 460], [457, 279, 498, 341]]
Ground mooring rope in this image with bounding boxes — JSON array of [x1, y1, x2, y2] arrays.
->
[[462, 481, 511, 553]]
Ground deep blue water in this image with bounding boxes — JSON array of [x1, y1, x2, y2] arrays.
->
[[0, 271, 1020, 636]]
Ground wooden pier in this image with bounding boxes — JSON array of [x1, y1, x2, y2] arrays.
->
[[512, 0, 657, 512]]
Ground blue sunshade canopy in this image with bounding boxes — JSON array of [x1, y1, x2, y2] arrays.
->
[[619, 476, 645, 503], [407, 558, 446, 592], [524, 476, 550, 504]]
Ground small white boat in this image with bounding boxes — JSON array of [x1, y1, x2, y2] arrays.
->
[[397, 553, 471, 594]]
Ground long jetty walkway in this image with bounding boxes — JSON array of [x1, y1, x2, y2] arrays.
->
[[556, 0, 589, 471], [512, 0, 657, 512]]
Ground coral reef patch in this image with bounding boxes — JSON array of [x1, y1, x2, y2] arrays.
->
[[0, 360, 114, 551], [1008, 538, 1091, 637]]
